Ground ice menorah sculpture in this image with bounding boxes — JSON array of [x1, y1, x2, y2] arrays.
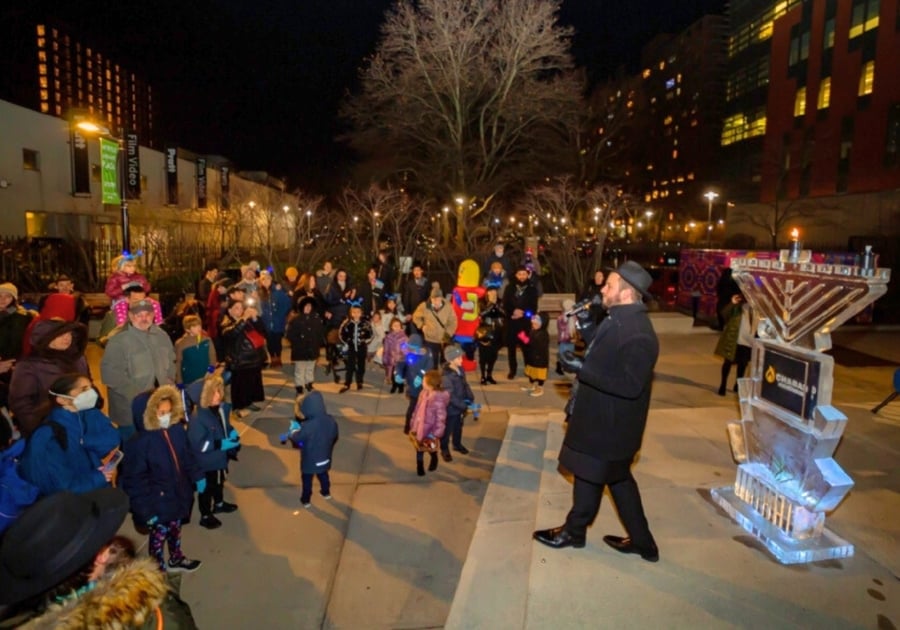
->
[[710, 243, 891, 563]]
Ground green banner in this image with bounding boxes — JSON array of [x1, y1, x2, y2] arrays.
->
[[100, 137, 121, 205]]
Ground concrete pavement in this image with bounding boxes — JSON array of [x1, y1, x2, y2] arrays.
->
[[88, 314, 900, 628]]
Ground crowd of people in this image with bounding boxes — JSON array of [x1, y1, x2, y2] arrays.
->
[[0, 240, 673, 624]]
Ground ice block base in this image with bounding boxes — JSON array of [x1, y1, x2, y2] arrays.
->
[[710, 486, 854, 564]]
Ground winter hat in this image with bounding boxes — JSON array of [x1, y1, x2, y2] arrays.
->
[[407, 333, 424, 350], [444, 344, 464, 362], [531, 314, 542, 326], [430, 282, 444, 299], [122, 281, 145, 295], [0, 488, 129, 606], [0, 282, 18, 300]]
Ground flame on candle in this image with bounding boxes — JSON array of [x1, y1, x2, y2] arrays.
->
[[790, 228, 799, 242]]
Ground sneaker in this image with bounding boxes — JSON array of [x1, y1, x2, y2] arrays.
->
[[213, 501, 238, 514], [167, 557, 202, 573], [301, 500, 312, 509], [321, 493, 332, 501], [199, 515, 222, 530], [441, 451, 453, 462], [529, 386, 544, 397], [520, 384, 534, 392], [306, 383, 315, 392]]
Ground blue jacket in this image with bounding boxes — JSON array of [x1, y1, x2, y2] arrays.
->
[[395, 350, 434, 398], [260, 286, 292, 334], [289, 391, 339, 474], [187, 403, 234, 473], [442, 364, 474, 416], [0, 439, 39, 533], [18, 407, 120, 497], [120, 385, 203, 524]]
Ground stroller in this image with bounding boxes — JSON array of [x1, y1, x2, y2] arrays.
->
[[324, 328, 348, 383]]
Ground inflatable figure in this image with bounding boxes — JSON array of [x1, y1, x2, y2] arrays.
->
[[451, 259, 485, 372]]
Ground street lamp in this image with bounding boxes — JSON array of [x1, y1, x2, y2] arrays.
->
[[75, 118, 130, 251], [704, 191, 719, 248], [305, 209, 312, 242]]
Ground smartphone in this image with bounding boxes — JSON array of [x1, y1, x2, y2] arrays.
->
[[102, 449, 125, 473]]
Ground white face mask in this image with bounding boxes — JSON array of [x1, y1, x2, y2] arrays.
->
[[51, 388, 99, 411], [158, 413, 172, 429]]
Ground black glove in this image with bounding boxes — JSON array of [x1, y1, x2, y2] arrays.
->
[[559, 350, 583, 374]]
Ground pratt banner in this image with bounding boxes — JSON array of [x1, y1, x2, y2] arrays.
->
[[197, 158, 207, 209], [165, 146, 178, 206]]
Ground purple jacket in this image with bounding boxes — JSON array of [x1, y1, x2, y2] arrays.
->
[[382, 330, 408, 369], [410, 389, 449, 441]]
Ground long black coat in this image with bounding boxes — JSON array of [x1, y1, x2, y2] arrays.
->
[[559, 302, 658, 480]]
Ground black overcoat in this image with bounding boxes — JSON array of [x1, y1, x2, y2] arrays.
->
[[559, 302, 659, 481]]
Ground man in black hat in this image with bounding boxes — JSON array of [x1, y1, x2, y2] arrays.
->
[[533, 261, 660, 562]]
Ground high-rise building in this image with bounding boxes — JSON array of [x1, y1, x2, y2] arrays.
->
[[0, 12, 155, 144]]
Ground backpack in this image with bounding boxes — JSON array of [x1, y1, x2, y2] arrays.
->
[[0, 439, 40, 534]]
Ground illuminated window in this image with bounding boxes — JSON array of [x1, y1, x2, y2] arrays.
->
[[858, 60, 875, 96], [850, 0, 880, 38], [794, 87, 806, 117], [39, 76, 48, 88], [824, 18, 835, 48], [818, 77, 831, 109], [37, 50, 46, 62], [672, 149, 678, 159], [39, 89, 48, 101], [40, 103, 49, 113], [37, 37, 45, 48], [36, 24, 45, 36], [721, 110, 767, 146], [663, 115, 673, 125]]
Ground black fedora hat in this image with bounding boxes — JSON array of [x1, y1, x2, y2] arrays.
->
[[608, 261, 653, 300], [0, 488, 129, 605]]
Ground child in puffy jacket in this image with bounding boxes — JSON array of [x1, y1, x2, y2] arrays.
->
[[104, 253, 150, 305], [186, 374, 240, 530], [285, 391, 339, 509], [408, 370, 448, 476], [383, 317, 408, 393], [338, 303, 374, 393]]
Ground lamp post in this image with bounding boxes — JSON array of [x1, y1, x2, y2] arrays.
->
[[704, 191, 719, 249], [76, 119, 130, 251], [305, 209, 312, 243]]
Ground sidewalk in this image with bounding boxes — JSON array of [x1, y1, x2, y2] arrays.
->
[[91, 316, 900, 628]]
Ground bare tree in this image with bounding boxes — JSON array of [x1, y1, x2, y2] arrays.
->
[[514, 176, 634, 292], [341, 0, 584, 249]]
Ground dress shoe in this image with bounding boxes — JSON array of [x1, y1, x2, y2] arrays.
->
[[339, 385, 351, 394], [533, 526, 585, 549], [356, 383, 363, 390], [306, 383, 315, 392], [480, 377, 487, 385], [441, 450, 453, 462], [507, 371, 516, 379], [602, 535, 659, 562], [454, 445, 469, 455], [199, 515, 222, 530], [486, 376, 497, 384]]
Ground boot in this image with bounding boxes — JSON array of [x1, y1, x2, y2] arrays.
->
[[390, 383, 398, 394], [717, 384, 726, 396], [295, 385, 304, 395], [417, 460, 426, 477], [428, 453, 438, 471], [556, 361, 564, 376], [398, 384, 404, 394], [306, 383, 314, 392], [486, 372, 497, 385]]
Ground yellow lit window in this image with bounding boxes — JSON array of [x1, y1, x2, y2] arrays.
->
[[818, 77, 831, 109], [36, 24, 45, 36], [659, 61, 665, 70], [38, 63, 47, 76], [39, 76, 48, 88], [663, 115, 673, 126], [40, 103, 49, 113], [794, 87, 806, 117], [858, 61, 874, 95], [672, 149, 679, 159], [37, 50, 46, 62], [40, 89, 48, 101]]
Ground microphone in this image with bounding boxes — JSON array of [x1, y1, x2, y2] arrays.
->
[[564, 295, 601, 318]]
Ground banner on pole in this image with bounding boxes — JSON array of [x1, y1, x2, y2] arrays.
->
[[197, 158, 207, 209], [125, 130, 141, 200], [100, 137, 121, 205], [165, 146, 179, 206]]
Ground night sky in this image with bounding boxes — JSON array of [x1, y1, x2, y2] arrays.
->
[[29, 0, 725, 191]]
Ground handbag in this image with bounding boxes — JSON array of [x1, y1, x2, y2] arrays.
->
[[408, 431, 439, 453], [245, 327, 266, 349]]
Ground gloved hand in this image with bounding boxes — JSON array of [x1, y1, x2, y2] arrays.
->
[[413, 375, 423, 388], [517, 330, 530, 344], [220, 438, 240, 451], [289, 420, 301, 432], [228, 428, 240, 440], [147, 515, 159, 526], [394, 373, 404, 385], [196, 478, 207, 494], [559, 349, 583, 374]]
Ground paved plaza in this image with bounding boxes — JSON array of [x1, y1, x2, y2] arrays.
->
[[90, 315, 900, 629]]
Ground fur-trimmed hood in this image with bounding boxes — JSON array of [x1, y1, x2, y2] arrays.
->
[[20, 558, 170, 629], [142, 385, 186, 431]]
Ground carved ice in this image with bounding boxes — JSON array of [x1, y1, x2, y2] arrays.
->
[[710, 250, 891, 563]]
